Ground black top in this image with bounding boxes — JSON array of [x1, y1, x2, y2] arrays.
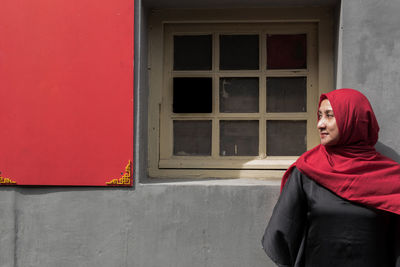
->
[[262, 167, 400, 267]]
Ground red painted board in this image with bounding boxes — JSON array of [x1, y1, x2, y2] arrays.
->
[[0, 0, 134, 186]]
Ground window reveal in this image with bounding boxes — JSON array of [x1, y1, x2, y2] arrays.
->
[[159, 22, 321, 171]]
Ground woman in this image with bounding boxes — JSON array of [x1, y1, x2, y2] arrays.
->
[[262, 88, 400, 267]]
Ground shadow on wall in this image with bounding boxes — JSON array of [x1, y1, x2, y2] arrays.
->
[[375, 142, 400, 163]]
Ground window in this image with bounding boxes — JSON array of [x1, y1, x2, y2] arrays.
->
[[148, 9, 333, 178]]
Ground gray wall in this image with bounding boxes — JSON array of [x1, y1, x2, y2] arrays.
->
[[2, 1, 400, 267], [0, 184, 278, 267], [340, 0, 400, 162]]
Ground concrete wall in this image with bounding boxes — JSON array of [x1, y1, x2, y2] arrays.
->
[[340, 0, 400, 161], [2, 1, 400, 267], [0, 183, 279, 267]]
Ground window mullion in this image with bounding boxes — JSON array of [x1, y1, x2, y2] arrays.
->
[[212, 32, 219, 158], [260, 75, 267, 159], [212, 72, 219, 158], [260, 30, 267, 158]]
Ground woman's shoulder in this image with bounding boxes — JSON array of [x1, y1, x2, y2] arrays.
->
[[281, 167, 311, 195], [287, 167, 312, 186], [287, 167, 326, 195]]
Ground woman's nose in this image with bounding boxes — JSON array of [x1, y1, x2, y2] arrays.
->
[[317, 118, 325, 129]]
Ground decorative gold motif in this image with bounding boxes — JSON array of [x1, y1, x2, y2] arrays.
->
[[0, 174, 17, 185], [106, 160, 132, 186]]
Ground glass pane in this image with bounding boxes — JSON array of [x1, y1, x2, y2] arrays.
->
[[267, 120, 306, 156], [173, 77, 212, 113], [220, 77, 259, 113], [220, 35, 259, 70], [220, 121, 259, 156], [267, 34, 307, 69], [266, 77, 307, 112], [174, 120, 212, 156], [174, 35, 212, 70]]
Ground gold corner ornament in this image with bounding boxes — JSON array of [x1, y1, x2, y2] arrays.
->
[[0, 174, 17, 185], [106, 160, 132, 186]]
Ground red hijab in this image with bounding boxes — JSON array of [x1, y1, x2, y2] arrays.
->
[[281, 88, 400, 215]]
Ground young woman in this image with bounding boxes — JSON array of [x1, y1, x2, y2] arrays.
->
[[262, 88, 400, 267]]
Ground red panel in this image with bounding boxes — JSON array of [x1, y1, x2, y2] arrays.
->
[[0, 0, 134, 185]]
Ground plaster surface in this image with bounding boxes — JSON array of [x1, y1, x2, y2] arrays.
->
[[0, 185, 279, 267], [340, 0, 400, 160]]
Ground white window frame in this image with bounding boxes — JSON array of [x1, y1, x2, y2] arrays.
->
[[148, 8, 333, 179]]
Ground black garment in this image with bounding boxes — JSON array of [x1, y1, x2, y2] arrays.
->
[[262, 167, 400, 267]]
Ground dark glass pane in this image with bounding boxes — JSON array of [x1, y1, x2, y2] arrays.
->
[[220, 77, 259, 113], [267, 77, 307, 112], [220, 121, 259, 156], [173, 77, 212, 113], [174, 35, 212, 70], [267, 34, 307, 69], [220, 35, 259, 70], [267, 120, 306, 156], [174, 120, 212, 156]]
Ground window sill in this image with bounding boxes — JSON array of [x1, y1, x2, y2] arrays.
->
[[140, 177, 282, 186], [159, 157, 297, 169], [148, 168, 286, 180]]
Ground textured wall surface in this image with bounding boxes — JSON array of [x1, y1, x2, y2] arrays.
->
[[340, 0, 400, 161], [0, 185, 279, 267]]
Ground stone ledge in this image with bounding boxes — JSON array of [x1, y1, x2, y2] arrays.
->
[[139, 178, 281, 186]]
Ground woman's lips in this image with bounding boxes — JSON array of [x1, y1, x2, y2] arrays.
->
[[320, 133, 328, 138]]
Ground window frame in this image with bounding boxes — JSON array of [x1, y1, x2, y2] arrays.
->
[[148, 8, 333, 179]]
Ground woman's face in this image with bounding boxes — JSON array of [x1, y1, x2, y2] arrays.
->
[[318, 99, 340, 146]]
